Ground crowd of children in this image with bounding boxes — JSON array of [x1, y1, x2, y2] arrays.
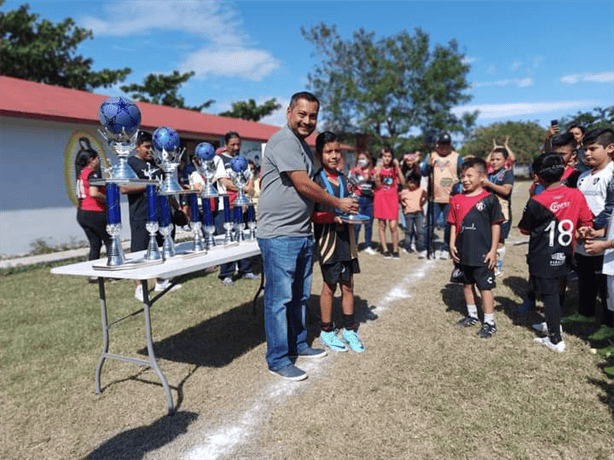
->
[[327, 126, 613, 355]]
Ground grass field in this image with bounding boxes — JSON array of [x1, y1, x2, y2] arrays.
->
[[1, 180, 613, 460]]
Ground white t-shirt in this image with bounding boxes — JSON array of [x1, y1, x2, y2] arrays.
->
[[576, 161, 614, 256]]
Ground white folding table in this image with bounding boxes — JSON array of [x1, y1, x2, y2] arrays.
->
[[51, 238, 262, 414]]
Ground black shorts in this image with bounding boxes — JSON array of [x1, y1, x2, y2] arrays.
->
[[321, 259, 360, 285], [450, 264, 495, 290], [500, 220, 511, 240], [130, 219, 164, 252], [529, 275, 561, 296]]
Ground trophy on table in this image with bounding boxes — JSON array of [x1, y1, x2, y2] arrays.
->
[[194, 142, 219, 249], [338, 171, 370, 224], [96, 97, 152, 268], [227, 156, 252, 242], [151, 126, 184, 195]]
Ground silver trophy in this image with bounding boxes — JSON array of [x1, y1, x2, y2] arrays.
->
[[194, 142, 219, 198], [152, 127, 184, 195], [227, 156, 252, 206], [247, 205, 257, 240], [188, 193, 206, 253], [144, 179, 162, 261], [339, 172, 370, 223]]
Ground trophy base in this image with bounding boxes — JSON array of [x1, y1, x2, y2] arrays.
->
[[93, 257, 163, 271], [338, 213, 371, 224], [234, 196, 252, 207]]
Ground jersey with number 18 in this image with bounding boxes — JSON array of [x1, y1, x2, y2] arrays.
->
[[518, 185, 594, 278]]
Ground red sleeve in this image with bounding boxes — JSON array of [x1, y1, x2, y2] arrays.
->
[[312, 211, 336, 224], [447, 196, 456, 226]]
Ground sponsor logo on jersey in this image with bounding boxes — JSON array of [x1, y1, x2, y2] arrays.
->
[[549, 201, 570, 213], [550, 252, 566, 266]]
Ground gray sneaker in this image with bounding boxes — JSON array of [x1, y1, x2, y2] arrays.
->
[[293, 347, 328, 358], [221, 277, 234, 286], [242, 272, 259, 280], [268, 364, 307, 381]]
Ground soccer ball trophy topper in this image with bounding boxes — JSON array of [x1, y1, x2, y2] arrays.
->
[[194, 142, 219, 198], [152, 126, 184, 195]]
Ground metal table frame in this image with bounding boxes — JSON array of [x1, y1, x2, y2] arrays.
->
[[51, 238, 262, 415]]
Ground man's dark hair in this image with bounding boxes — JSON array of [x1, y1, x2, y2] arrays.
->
[[583, 127, 614, 148], [532, 153, 564, 184], [315, 131, 338, 157], [136, 130, 152, 146], [550, 131, 575, 149], [289, 91, 319, 111], [461, 157, 487, 175], [224, 131, 241, 144]]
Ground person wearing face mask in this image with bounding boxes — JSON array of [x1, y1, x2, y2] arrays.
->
[[350, 152, 376, 255]]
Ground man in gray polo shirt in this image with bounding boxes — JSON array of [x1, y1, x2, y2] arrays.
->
[[258, 91, 357, 381]]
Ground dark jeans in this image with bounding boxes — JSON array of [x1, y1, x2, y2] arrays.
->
[[403, 211, 425, 251], [214, 209, 253, 279], [432, 202, 450, 251], [353, 195, 374, 248], [575, 253, 608, 321], [77, 209, 111, 261]]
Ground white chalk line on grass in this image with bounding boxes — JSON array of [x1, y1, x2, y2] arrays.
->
[[180, 259, 437, 460]]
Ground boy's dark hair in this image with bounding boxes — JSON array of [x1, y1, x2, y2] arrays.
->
[[224, 131, 240, 144], [491, 146, 509, 159], [407, 174, 421, 186], [289, 91, 319, 111], [583, 128, 614, 148], [461, 157, 487, 175], [551, 131, 575, 149], [315, 131, 338, 157], [136, 130, 152, 146], [532, 153, 564, 184]]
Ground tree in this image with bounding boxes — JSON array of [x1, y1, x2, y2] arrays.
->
[[0, 1, 131, 91], [460, 121, 546, 164], [301, 23, 477, 153], [120, 71, 215, 112], [219, 98, 281, 122], [558, 106, 614, 132]]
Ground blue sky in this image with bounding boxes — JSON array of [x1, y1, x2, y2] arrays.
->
[[6, 0, 614, 131]]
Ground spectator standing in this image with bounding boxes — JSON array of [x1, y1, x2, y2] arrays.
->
[[350, 152, 376, 254], [399, 175, 427, 257], [257, 92, 357, 381], [373, 147, 405, 259]]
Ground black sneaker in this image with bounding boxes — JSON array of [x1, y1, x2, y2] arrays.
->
[[268, 364, 307, 381], [382, 251, 392, 259], [456, 316, 480, 327], [392, 252, 400, 259], [477, 322, 497, 338]]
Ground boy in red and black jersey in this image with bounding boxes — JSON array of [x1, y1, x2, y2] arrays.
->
[[518, 153, 593, 352], [448, 158, 504, 338]]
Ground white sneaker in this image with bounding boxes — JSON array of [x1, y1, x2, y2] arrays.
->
[[532, 322, 563, 336], [418, 250, 427, 259], [155, 280, 182, 292], [534, 336, 565, 352], [135, 285, 144, 302], [364, 247, 377, 255]]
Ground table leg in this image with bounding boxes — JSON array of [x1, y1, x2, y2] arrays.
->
[[141, 280, 175, 415], [95, 277, 108, 395]]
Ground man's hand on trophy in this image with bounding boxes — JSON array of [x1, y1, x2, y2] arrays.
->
[[338, 197, 359, 214]]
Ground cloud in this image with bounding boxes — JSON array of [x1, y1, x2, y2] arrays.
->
[[453, 100, 601, 120], [462, 56, 478, 65], [259, 97, 290, 127], [511, 61, 523, 70], [79, 0, 280, 81], [472, 77, 533, 89], [179, 47, 281, 82], [561, 72, 614, 84]]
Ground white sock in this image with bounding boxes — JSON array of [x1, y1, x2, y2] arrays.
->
[[467, 304, 478, 318], [484, 313, 495, 325]]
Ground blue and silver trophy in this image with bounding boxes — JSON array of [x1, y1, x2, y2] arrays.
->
[[152, 126, 184, 195]]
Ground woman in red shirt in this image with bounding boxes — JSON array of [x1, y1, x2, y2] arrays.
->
[[76, 147, 111, 264]]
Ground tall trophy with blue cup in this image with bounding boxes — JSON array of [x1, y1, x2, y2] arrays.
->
[[194, 142, 219, 198], [152, 126, 184, 195]]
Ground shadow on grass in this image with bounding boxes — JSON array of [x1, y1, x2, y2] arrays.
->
[[588, 377, 614, 422], [304, 294, 379, 344], [441, 282, 465, 315], [82, 410, 198, 460]]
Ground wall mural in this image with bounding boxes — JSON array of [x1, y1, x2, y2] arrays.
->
[[63, 129, 108, 206]]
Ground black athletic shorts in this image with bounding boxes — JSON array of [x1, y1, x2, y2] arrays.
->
[[321, 259, 360, 285], [451, 264, 495, 290], [529, 275, 561, 296]]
